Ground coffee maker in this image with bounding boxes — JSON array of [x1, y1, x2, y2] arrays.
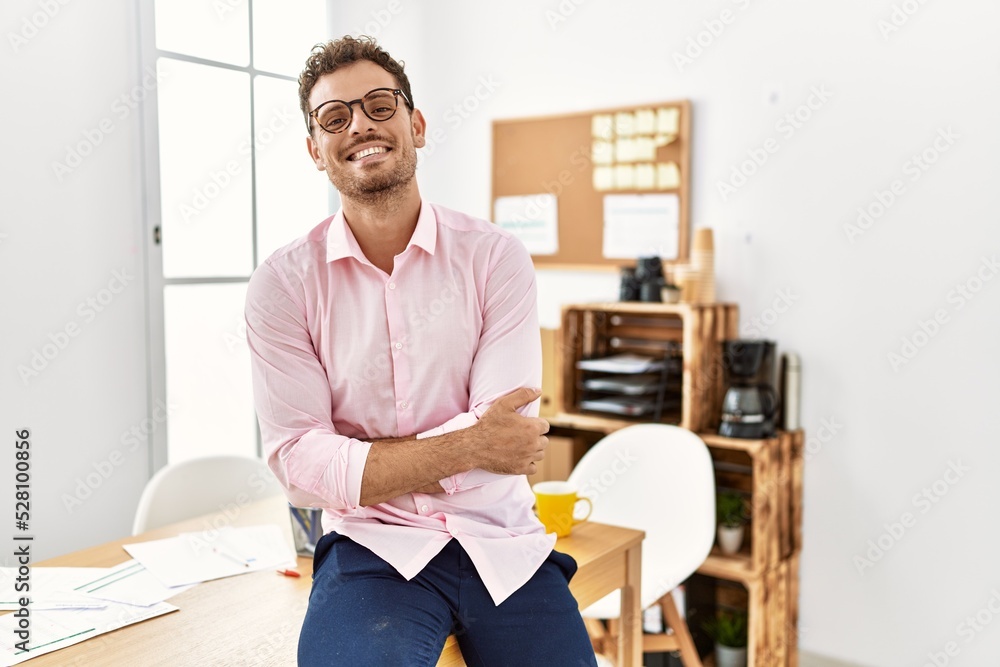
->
[[719, 340, 779, 439]]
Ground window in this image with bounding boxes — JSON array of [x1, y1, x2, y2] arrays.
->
[[142, 0, 330, 465]]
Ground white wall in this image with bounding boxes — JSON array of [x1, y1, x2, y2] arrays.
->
[[0, 0, 150, 561], [335, 1, 1000, 664]]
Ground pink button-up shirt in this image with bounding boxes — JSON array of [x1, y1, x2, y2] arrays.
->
[[245, 201, 555, 604]]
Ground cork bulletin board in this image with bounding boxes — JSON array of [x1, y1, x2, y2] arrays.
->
[[491, 99, 691, 270]]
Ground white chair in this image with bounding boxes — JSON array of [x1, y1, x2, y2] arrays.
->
[[132, 455, 285, 535], [567, 424, 715, 666]]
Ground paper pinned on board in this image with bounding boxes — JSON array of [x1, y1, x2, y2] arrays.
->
[[657, 162, 681, 190], [493, 194, 558, 256], [602, 193, 680, 260], [591, 114, 614, 140], [657, 107, 679, 135]]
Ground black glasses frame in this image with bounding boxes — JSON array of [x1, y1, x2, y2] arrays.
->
[[308, 88, 412, 134]]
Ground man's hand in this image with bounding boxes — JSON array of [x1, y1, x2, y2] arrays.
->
[[471, 387, 549, 476], [358, 388, 545, 505]]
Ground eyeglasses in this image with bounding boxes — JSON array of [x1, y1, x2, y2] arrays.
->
[[308, 88, 412, 134]]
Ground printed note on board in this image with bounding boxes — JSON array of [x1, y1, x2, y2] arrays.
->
[[494, 194, 559, 255], [602, 193, 679, 260]]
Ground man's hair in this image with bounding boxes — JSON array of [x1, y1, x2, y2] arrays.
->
[[298, 35, 414, 133]]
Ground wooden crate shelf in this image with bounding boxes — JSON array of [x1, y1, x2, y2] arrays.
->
[[694, 430, 803, 667], [545, 306, 802, 666], [544, 424, 804, 583], [698, 551, 755, 581], [699, 431, 804, 578], [546, 423, 804, 666], [548, 411, 637, 434], [559, 302, 738, 433], [685, 552, 800, 667]]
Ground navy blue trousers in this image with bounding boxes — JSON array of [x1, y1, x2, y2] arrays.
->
[[298, 531, 598, 667]]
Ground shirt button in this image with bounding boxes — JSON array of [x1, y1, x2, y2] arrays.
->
[[420, 504, 429, 513], [394, 342, 403, 350], [388, 282, 396, 290], [400, 401, 408, 409]]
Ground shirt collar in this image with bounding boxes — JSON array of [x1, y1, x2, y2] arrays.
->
[[326, 201, 437, 264]]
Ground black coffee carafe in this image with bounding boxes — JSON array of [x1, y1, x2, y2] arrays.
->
[[719, 340, 779, 439]]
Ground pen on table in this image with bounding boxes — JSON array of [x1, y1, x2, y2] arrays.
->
[[213, 546, 254, 567], [276, 569, 301, 578]]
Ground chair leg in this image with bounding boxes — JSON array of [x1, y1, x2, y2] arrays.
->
[[583, 617, 608, 658], [660, 593, 702, 667]]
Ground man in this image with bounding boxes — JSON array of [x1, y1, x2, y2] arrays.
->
[[245, 36, 597, 666]]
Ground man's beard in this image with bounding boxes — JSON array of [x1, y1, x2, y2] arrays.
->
[[328, 140, 418, 207]]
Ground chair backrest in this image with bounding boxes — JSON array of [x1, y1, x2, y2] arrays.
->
[[567, 424, 715, 610], [132, 455, 285, 535]]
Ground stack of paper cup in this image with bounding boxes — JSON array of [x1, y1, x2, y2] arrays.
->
[[672, 263, 703, 303], [691, 228, 716, 303]]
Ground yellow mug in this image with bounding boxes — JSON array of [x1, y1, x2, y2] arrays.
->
[[532, 481, 593, 537]]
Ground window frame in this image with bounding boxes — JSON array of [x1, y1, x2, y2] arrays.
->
[[137, 0, 331, 474]]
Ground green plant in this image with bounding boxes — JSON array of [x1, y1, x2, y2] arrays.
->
[[716, 491, 746, 528], [702, 609, 748, 648]]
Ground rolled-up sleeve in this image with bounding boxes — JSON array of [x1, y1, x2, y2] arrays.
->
[[245, 260, 370, 510], [422, 235, 542, 494]]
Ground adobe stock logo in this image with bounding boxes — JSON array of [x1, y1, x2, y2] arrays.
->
[[545, 0, 588, 31], [716, 85, 832, 202], [877, 0, 931, 40], [740, 288, 798, 338], [18, 268, 135, 385], [351, 0, 403, 38], [62, 400, 179, 513], [853, 460, 969, 575], [50, 66, 167, 182], [887, 255, 997, 372], [7, 0, 73, 53], [672, 0, 754, 73], [577, 449, 638, 499], [843, 126, 958, 244]]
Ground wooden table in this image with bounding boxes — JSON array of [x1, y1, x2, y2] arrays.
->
[[14, 503, 643, 666]]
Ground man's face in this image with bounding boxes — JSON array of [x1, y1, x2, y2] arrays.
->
[[306, 61, 426, 204]]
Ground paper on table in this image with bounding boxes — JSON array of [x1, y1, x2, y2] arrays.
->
[[0, 600, 177, 666], [75, 559, 196, 607], [124, 524, 296, 587], [0, 568, 109, 611]]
